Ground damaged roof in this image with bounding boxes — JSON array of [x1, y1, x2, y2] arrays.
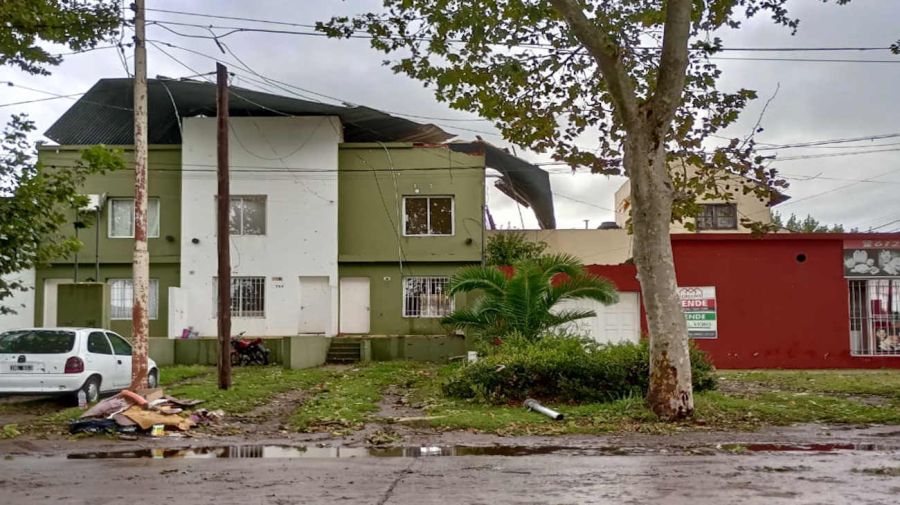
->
[[449, 141, 556, 229], [44, 78, 454, 145], [45, 78, 556, 229]]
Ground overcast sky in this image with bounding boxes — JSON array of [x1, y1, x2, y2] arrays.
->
[[1, 0, 898, 231]]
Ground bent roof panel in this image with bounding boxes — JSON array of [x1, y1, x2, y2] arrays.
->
[[44, 78, 453, 145]]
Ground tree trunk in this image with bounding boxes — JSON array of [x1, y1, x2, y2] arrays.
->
[[625, 134, 694, 420]]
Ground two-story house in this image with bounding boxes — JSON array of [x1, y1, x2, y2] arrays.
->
[[3, 77, 555, 364]]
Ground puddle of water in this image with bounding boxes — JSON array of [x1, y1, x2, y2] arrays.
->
[[722, 443, 891, 453], [66, 445, 580, 460]]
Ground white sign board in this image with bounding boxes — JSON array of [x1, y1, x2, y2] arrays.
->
[[677, 286, 717, 339]]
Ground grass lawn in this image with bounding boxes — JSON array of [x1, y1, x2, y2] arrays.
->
[[3, 363, 899, 438]]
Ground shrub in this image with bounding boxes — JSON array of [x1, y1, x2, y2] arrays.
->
[[442, 334, 716, 404]]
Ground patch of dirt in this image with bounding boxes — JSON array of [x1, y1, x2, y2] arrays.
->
[[716, 378, 892, 406], [226, 387, 314, 435], [376, 385, 427, 420]]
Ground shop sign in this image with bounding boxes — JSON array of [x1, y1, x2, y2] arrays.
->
[[843, 240, 900, 277], [677, 286, 717, 339]]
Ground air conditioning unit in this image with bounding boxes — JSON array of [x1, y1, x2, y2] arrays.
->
[[79, 193, 106, 212]]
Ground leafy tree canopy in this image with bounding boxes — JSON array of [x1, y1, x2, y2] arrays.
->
[[773, 212, 854, 233], [0, 0, 121, 75], [485, 232, 548, 266], [316, 1, 861, 226]]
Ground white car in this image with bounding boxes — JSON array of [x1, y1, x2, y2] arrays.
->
[[0, 328, 158, 403]]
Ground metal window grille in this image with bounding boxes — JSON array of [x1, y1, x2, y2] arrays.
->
[[849, 279, 900, 356], [215, 276, 266, 318], [109, 279, 159, 320], [402, 277, 453, 317]]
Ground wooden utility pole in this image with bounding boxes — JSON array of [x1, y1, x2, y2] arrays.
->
[[216, 63, 232, 390], [130, 0, 150, 390]]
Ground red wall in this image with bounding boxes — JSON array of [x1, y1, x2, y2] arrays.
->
[[586, 234, 900, 369]]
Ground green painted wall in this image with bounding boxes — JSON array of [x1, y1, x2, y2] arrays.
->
[[339, 262, 476, 336], [338, 144, 485, 262], [335, 335, 468, 362], [282, 336, 330, 369], [56, 283, 110, 329], [172, 338, 284, 366], [34, 264, 179, 338], [37, 145, 182, 265]]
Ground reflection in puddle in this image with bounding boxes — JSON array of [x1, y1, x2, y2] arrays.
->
[[722, 443, 889, 453], [66, 445, 580, 460]]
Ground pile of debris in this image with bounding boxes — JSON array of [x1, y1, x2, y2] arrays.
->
[[70, 389, 223, 436]]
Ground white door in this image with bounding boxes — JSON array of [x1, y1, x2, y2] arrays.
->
[[554, 292, 641, 345], [339, 278, 370, 334], [298, 276, 330, 334], [42, 279, 73, 327]]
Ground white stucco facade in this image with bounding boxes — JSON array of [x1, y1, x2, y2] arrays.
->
[[179, 116, 342, 337], [0, 269, 36, 332]]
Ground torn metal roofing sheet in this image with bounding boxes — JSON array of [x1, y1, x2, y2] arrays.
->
[[44, 78, 454, 145], [449, 141, 556, 229]]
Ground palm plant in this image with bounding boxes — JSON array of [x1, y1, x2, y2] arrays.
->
[[441, 253, 618, 341]]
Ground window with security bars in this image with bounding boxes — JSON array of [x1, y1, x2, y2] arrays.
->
[[403, 277, 454, 318], [403, 196, 453, 236], [849, 279, 900, 356], [696, 203, 738, 231], [215, 277, 266, 318], [109, 279, 159, 320]]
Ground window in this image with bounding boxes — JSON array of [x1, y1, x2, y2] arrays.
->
[[109, 279, 159, 320], [849, 279, 900, 356], [229, 196, 266, 235], [108, 198, 160, 238], [0, 330, 75, 354], [403, 196, 453, 236], [215, 276, 266, 318], [106, 332, 132, 356], [87, 332, 113, 355], [696, 203, 738, 231], [403, 277, 453, 317]]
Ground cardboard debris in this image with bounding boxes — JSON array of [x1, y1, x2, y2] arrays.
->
[[70, 387, 211, 436]]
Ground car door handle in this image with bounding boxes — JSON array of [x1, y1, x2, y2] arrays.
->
[[117, 359, 122, 365]]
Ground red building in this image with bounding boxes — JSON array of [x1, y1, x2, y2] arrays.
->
[[586, 233, 900, 369]]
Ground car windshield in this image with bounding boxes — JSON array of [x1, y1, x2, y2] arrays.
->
[[0, 330, 77, 354]]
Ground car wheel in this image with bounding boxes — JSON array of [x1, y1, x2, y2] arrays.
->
[[80, 376, 101, 404], [147, 369, 158, 389]]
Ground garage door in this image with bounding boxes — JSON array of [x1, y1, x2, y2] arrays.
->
[[553, 292, 641, 345]]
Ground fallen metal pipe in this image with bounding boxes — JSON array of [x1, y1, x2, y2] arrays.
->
[[524, 398, 564, 420]]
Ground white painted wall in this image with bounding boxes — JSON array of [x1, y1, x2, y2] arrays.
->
[[180, 116, 342, 337], [0, 269, 36, 331]]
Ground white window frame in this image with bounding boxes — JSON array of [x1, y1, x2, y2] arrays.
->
[[402, 196, 455, 237], [402, 276, 454, 318], [214, 276, 266, 318], [228, 195, 267, 236], [108, 197, 160, 238], [109, 279, 159, 320]]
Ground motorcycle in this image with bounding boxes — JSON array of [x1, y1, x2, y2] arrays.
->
[[230, 332, 270, 366]]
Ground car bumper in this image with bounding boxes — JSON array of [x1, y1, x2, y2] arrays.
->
[[0, 374, 87, 394]]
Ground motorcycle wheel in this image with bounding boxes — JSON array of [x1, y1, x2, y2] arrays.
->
[[250, 348, 268, 366], [230, 350, 241, 367]]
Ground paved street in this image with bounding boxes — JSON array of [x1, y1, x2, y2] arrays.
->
[[2, 447, 899, 504]]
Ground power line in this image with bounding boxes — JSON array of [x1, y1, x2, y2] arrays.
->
[[755, 133, 900, 150], [708, 56, 900, 64], [778, 166, 900, 207], [774, 147, 900, 161], [144, 11, 895, 53]]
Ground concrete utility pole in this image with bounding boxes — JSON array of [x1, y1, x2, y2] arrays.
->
[[216, 63, 232, 390], [130, 0, 150, 390]]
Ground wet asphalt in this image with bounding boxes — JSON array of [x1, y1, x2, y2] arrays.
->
[[2, 446, 899, 504]]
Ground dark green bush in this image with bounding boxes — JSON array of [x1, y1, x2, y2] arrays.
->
[[443, 334, 716, 404]]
